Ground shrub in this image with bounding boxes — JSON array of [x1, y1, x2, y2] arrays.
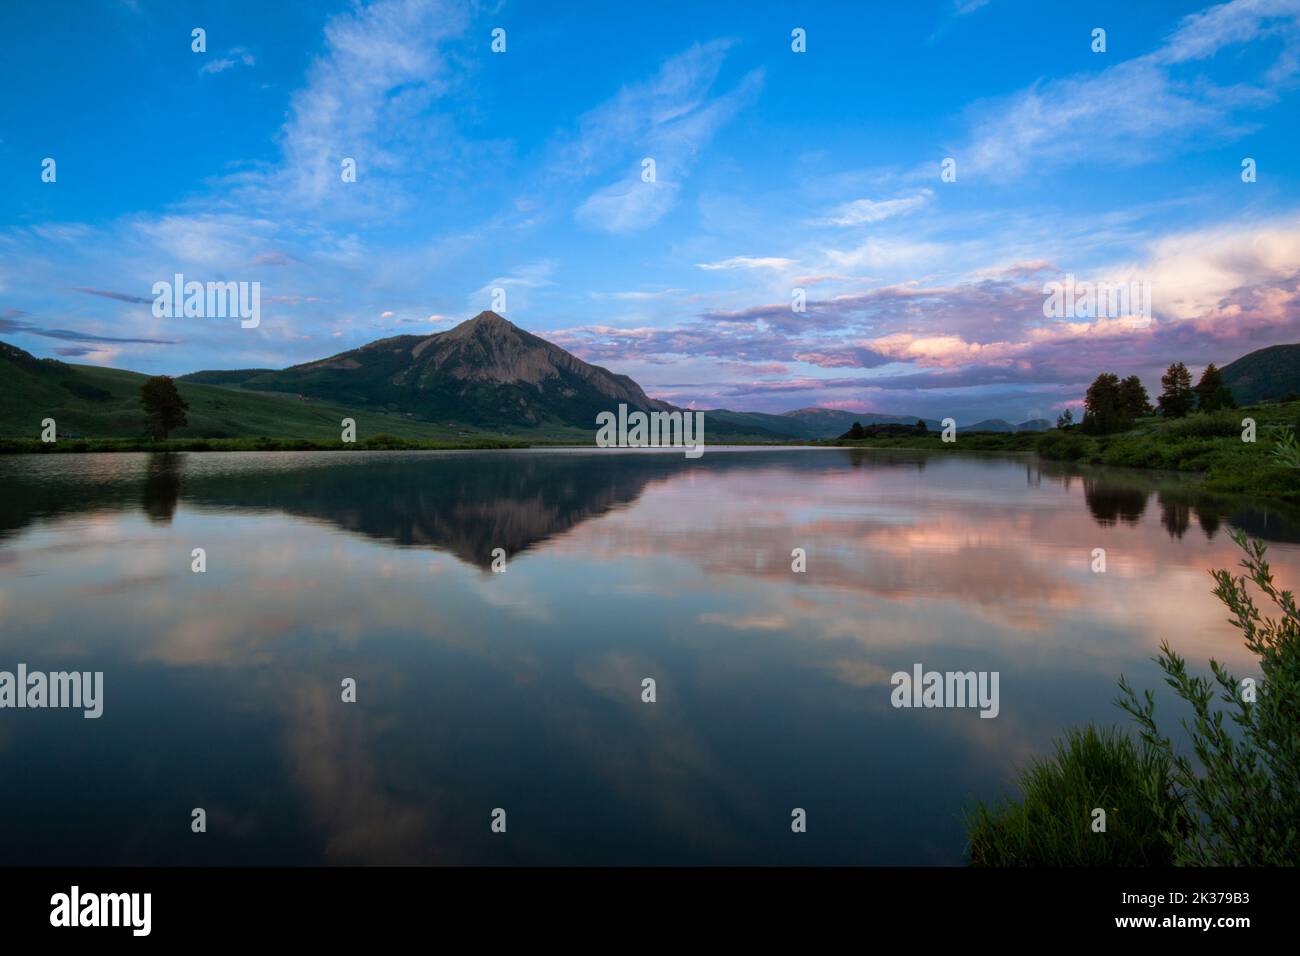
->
[[1118, 531, 1300, 865], [969, 532, 1300, 865], [362, 433, 412, 449], [1036, 430, 1092, 462], [1165, 410, 1242, 439], [1273, 426, 1300, 470], [966, 726, 1178, 866]]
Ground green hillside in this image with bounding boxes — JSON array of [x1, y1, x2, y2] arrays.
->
[[1221, 343, 1300, 404], [0, 342, 479, 441]]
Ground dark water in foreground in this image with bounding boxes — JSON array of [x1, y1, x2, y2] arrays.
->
[[0, 448, 1296, 865]]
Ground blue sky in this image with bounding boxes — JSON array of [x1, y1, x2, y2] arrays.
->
[[2, 0, 1298, 422]]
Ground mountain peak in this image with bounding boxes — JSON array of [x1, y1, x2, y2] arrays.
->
[[466, 310, 511, 327], [188, 313, 670, 428], [441, 310, 519, 343]]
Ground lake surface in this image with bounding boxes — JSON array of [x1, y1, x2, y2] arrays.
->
[[1, 448, 1296, 865]]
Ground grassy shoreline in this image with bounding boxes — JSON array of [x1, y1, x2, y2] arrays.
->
[[821, 400, 1300, 503], [4, 401, 1298, 503], [0, 435, 531, 454]]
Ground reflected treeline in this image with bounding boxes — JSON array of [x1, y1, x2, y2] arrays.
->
[[2, 450, 1298, 564], [845, 448, 928, 472], [1081, 479, 1149, 527], [1038, 462, 1300, 543], [1012, 459, 1300, 542]]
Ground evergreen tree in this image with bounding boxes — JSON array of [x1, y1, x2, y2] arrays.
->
[[1157, 362, 1195, 418], [140, 375, 189, 440], [1118, 375, 1153, 419], [1082, 373, 1130, 434], [1056, 408, 1074, 429], [1194, 363, 1236, 412]]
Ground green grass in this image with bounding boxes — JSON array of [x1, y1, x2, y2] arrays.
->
[[966, 726, 1179, 866], [2, 355, 789, 448], [2, 361, 463, 439], [969, 532, 1300, 866], [0, 357, 597, 445], [825, 401, 1300, 502], [0, 434, 530, 454]]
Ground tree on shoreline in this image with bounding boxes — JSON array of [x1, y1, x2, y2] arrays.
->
[[140, 376, 189, 440], [1194, 363, 1236, 412], [1157, 362, 1195, 418], [1118, 375, 1153, 419], [1081, 373, 1129, 434]]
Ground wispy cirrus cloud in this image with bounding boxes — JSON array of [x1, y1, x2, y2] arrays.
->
[[0, 314, 177, 346], [71, 287, 153, 304], [199, 47, 256, 76], [696, 256, 796, 272], [243, 0, 472, 210], [961, 0, 1300, 179], [588, 288, 686, 301], [1154, 0, 1300, 66], [570, 41, 763, 233], [812, 190, 933, 227]]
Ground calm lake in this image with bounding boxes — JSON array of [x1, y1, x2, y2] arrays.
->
[[1, 447, 1296, 865]]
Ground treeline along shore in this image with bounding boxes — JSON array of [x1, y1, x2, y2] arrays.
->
[[827, 362, 1300, 503]]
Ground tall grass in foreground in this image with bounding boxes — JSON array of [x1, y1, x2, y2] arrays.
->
[[966, 727, 1178, 866], [968, 530, 1300, 866]]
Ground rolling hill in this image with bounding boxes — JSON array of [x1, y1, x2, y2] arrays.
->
[[0, 340, 469, 441], [1221, 344, 1300, 404]]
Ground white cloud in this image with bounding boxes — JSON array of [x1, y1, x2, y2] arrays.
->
[[577, 180, 679, 234], [696, 256, 797, 271], [199, 47, 257, 76], [1155, 0, 1300, 65], [962, 0, 1300, 178], [133, 213, 279, 269], [824, 237, 946, 273], [589, 289, 686, 300], [471, 261, 557, 313], [269, 0, 469, 207], [815, 190, 933, 227], [1139, 216, 1300, 320], [569, 42, 763, 233]]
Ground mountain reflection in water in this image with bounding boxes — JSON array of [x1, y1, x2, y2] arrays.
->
[[0, 448, 1296, 865]]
